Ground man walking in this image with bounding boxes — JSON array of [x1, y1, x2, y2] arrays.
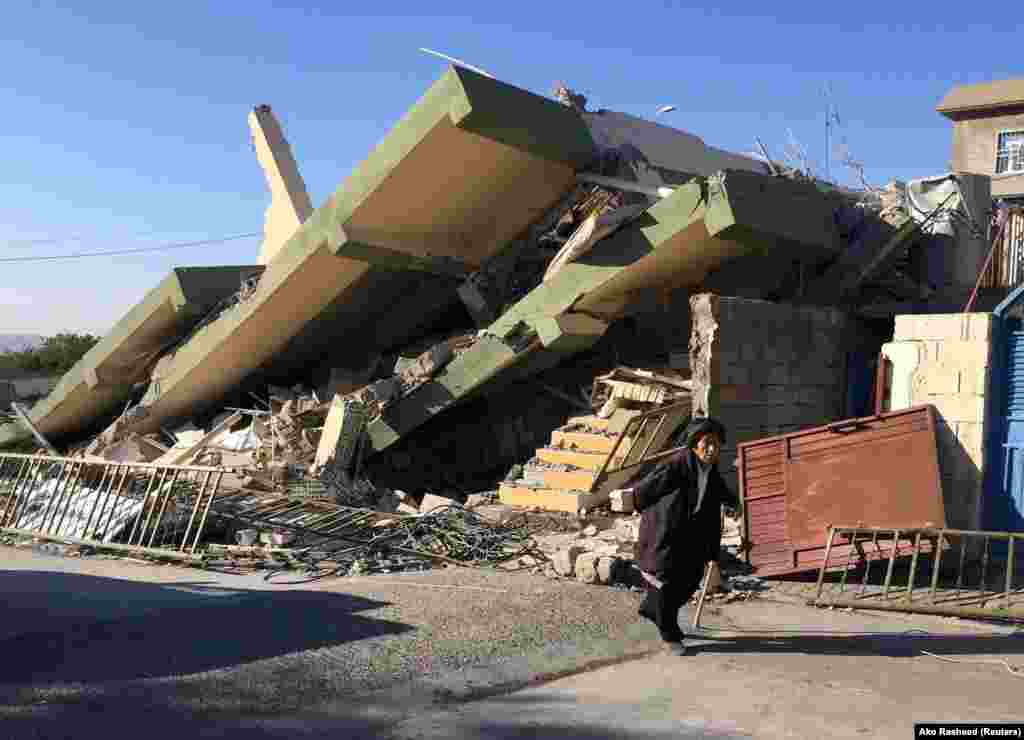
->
[[609, 417, 738, 655]]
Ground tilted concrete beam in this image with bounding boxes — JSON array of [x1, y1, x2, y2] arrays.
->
[[366, 169, 843, 455], [80, 66, 597, 437], [0, 266, 263, 449]]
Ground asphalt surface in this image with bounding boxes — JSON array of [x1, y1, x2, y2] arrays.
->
[[2, 544, 1023, 739], [0, 544, 672, 737]]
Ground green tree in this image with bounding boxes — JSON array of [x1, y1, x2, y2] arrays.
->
[[0, 332, 100, 376]]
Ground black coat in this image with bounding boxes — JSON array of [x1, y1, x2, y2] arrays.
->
[[632, 449, 739, 578]]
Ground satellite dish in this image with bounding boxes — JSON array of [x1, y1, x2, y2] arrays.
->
[[656, 105, 677, 115]]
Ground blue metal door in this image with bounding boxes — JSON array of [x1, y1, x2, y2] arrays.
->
[[994, 328, 1024, 532]]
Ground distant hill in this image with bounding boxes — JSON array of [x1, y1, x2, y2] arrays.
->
[[0, 334, 44, 353]]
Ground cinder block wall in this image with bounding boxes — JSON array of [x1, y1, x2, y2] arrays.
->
[[690, 294, 855, 492], [882, 313, 993, 530]]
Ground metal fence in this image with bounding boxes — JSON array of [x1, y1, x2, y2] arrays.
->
[[0, 452, 226, 561], [588, 400, 691, 495], [812, 525, 1024, 622], [981, 208, 1024, 290]]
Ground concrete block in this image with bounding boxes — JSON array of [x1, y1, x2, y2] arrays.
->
[[763, 364, 790, 385], [955, 422, 985, 468], [720, 363, 751, 385], [793, 363, 841, 387], [397, 502, 420, 516], [797, 386, 831, 408], [465, 493, 493, 509], [909, 317, 970, 343], [892, 315, 918, 342], [914, 365, 960, 396], [934, 340, 991, 367], [596, 556, 620, 585], [958, 363, 989, 396], [930, 394, 986, 423], [740, 342, 760, 363], [882, 341, 923, 411], [419, 493, 460, 513], [966, 313, 993, 342], [575, 551, 601, 583], [553, 545, 584, 576], [760, 385, 799, 405]]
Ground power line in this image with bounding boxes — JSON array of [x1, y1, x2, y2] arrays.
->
[[2, 229, 171, 249], [0, 233, 261, 264]]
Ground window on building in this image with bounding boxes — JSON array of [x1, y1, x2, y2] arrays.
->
[[996, 131, 1024, 174]]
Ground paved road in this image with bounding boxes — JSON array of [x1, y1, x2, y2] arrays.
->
[[2, 545, 1022, 739]]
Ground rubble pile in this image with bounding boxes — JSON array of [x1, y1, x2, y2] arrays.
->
[[4, 67, 982, 597]]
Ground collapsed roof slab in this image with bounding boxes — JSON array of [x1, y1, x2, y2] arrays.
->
[[366, 182, 707, 452], [92, 66, 597, 435], [0, 266, 263, 449], [365, 170, 844, 454], [573, 170, 842, 318]]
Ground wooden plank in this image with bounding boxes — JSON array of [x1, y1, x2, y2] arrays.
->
[[157, 411, 244, 467]]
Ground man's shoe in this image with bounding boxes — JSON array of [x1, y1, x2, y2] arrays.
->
[[665, 640, 688, 656]]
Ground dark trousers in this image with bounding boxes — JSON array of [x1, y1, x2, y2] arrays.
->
[[638, 561, 706, 641]]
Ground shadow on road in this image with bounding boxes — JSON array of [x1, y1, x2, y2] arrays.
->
[[691, 632, 1024, 658], [0, 570, 411, 684]]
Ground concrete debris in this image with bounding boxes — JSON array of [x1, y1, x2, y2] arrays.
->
[[574, 551, 601, 583], [596, 556, 619, 585], [552, 545, 584, 576], [465, 492, 497, 509], [2, 67, 981, 604], [419, 492, 461, 513]]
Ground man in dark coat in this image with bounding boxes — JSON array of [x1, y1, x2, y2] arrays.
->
[[609, 417, 739, 655]]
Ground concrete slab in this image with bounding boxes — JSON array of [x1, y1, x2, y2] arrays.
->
[[0, 266, 263, 448], [90, 66, 597, 435], [366, 170, 841, 456]]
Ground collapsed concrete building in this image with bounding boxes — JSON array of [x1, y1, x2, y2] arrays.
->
[[2, 66, 1017, 549]]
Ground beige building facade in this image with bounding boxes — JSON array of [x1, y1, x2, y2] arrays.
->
[[937, 79, 1024, 201]]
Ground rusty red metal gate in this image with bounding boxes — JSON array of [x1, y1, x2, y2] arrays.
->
[[738, 405, 946, 576]]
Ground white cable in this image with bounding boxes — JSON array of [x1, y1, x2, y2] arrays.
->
[[920, 650, 1024, 678]]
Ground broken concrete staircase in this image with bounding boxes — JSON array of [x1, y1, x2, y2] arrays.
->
[[498, 414, 626, 514]]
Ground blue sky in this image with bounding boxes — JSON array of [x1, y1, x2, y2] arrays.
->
[[1, 1, 1019, 335]]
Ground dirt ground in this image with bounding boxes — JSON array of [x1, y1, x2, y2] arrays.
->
[[1, 544, 1022, 739]]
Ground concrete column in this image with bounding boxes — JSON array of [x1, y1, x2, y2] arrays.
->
[[689, 293, 720, 419], [249, 105, 314, 266]]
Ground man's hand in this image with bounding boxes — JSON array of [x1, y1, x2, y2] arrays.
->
[[609, 488, 635, 513]]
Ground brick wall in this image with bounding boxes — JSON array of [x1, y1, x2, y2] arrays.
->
[[950, 112, 1024, 199], [690, 294, 860, 492], [882, 313, 993, 530]]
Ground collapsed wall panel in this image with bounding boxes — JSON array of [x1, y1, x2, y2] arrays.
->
[[40, 66, 597, 440], [0, 267, 263, 449]]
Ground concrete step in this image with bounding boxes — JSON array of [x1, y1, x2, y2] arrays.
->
[[535, 447, 608, 471], [562, 415, 610, 433], [524, 467, 597, 492], [549, 430, 617, 454], [497, 482, 605, 514]]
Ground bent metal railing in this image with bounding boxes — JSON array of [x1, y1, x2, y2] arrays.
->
[[588, 400, 691, 495], [812, 525, 1024, 623], [0, 452, 227, 561]]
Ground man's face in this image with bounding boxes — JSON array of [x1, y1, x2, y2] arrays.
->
[[693, 432, 722, 465]]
